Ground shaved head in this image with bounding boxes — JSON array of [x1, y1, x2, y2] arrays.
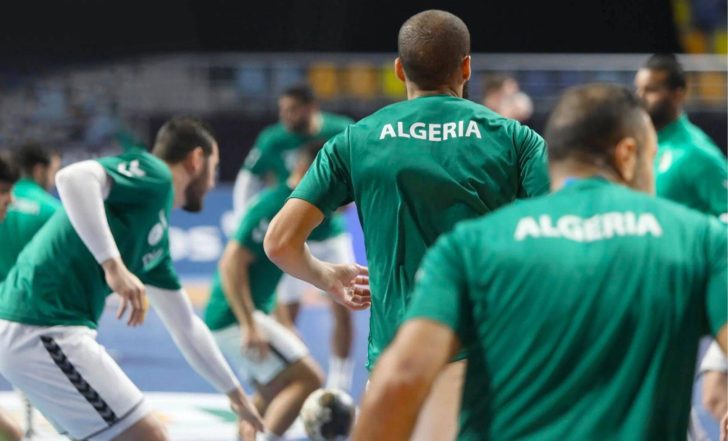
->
[[398, 10, 470, 90]]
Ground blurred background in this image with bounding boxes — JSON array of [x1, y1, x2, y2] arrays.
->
[[0, 0, 725, 439]]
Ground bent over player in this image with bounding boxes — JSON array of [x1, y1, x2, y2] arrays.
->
[[0, 118, 263, 441], [354, 84, 727, 441], [264, 9, 548, 440], [205, 141, 345, 441]]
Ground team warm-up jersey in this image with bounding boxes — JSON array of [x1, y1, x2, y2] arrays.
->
[[243, 112, 352, 242], [407, 178, 727, 441], [291, 94, 549, 369], [204, 184, 290, 331], [0, 150, 181, 329], [0, 178, 60, 282], [655, 114, 727, 219]]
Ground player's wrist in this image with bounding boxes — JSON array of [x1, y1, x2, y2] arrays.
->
[[101, 256, 126, 273]]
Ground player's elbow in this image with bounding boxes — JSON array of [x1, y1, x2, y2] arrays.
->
[[263, 219, 290, 265]]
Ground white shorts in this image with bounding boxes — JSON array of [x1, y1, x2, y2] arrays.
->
[[212, 311, 309, 386], [276, 233, 356, 305], [0, 319, 150, 441], [699, 341, 728, 374]]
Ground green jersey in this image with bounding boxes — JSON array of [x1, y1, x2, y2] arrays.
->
[[407, 178, 727, 441], [291, 95, 549, 369], [243, 112, 353, 241], [0, 178, 60, 282], [0, 150, 181, 329], [204, 184, 290, 331], [655, 113, 727, 218]]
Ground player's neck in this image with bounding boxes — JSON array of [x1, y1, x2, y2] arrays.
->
[[407, 84, 462, 99], [550, 160, 623, 191], [167, 163, 191, 208]]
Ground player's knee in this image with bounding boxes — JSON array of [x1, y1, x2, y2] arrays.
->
[[298, 357, 325, 391]]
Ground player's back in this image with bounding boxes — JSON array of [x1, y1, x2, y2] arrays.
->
[[348, 94, 548, 366], [450, 178, 726, 441]]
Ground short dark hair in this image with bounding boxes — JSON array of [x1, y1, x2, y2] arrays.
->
[[298, 139, 326, 165], [0, 153, 19, 184], [545, 84, 647, 163], [398, 10, 470, 90], [151, 117, 216, 163], [14, 142, 57, 176], [643, 54, 686, 90], [281, 84, 316, 105]]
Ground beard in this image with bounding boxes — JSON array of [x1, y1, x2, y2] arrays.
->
[[182, 167, 209, 212], [645, 100, 674, 130]]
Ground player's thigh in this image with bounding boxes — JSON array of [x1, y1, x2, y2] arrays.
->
[[410, 359, 466, 441], [0, 407, 22, 441], [0, 319, 153, 441], [213, 311, 311, 387]]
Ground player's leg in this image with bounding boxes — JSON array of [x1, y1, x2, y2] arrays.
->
[[0, 319, 167, 441], [213, 312, 323, 438], [256, 356, 323, 436], [408, 359, 466, 441], [0, 407, 22, 441], [310, 234, 355, 391]]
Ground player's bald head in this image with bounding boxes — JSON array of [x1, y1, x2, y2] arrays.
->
[[398, 10, 470, 90], [545, 84, 650, 163]]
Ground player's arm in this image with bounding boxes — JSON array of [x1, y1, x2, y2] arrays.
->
[[265, 199, 370, 310], [353, 229, 472, 440], [55, 160, 146, 326], [145, 285, 264, 431], [233, 168, 265, 217], [353, 320, 460, 441], [218, 240, 270, 358], [264, 131, 370, 310], [515, 124, 550, 197]]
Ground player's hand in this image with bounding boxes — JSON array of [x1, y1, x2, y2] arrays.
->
[[227, 387, 265, 434], [102, 257, 148, 327], [322, 263, 371, 311], [720, 410, 728, 441], [243, 324, 270, 360]]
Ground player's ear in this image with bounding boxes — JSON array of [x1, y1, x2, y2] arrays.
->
[[613, 136, 638, 185], [185, 146, 206, 174], [462, 55, 471, 81], [394, 58, 406, 83]]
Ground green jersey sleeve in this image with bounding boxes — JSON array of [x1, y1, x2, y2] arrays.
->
[[515, 123, 550, 198], [405, 227, 476, 346], [705, 217, 727, 336], [141, 255, 182, 290], [233, 200, 274, 258], [289, 130, 353, 216], [98, 154, 172, 207]]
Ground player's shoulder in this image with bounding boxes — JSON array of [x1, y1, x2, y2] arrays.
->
[[322, 112, 355, 126], [247, 184, 290, 217], [256, 123, 289, 143]]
